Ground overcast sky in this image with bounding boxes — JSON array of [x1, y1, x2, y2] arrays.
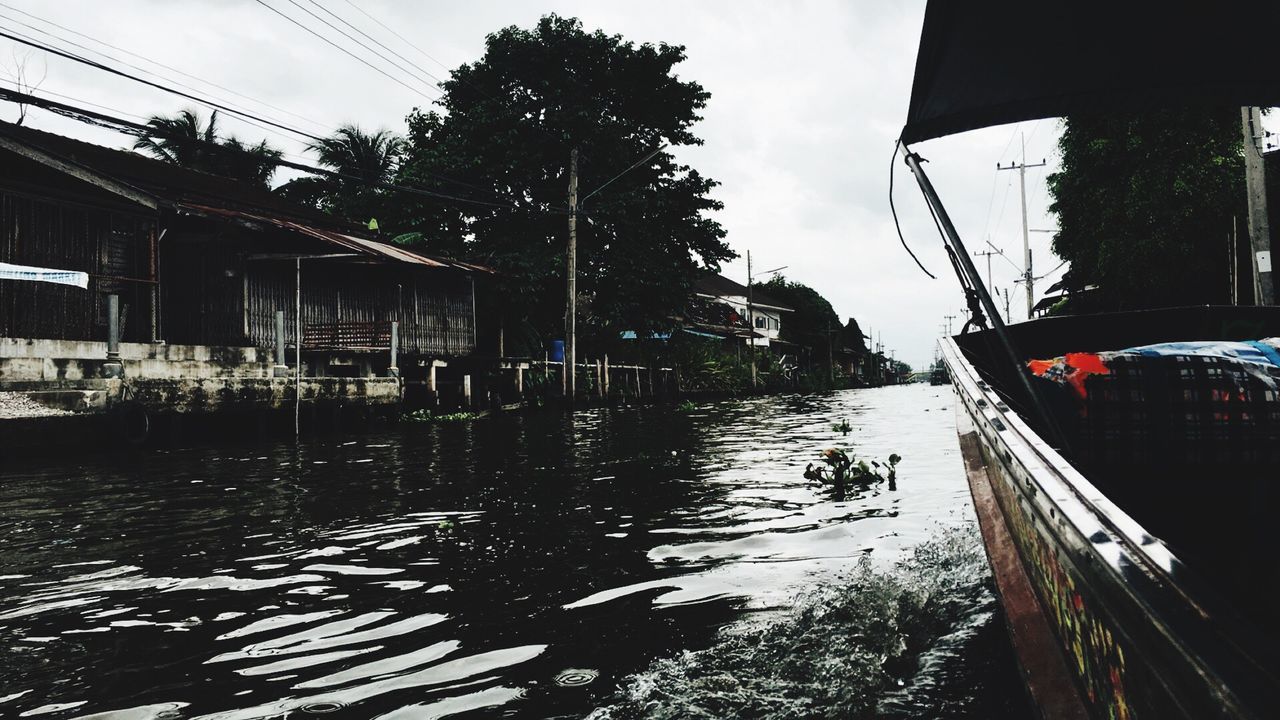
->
[[0, 0, 1067, 370]]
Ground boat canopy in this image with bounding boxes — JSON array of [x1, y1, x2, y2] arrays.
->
[[902, 1, 1280, 144]]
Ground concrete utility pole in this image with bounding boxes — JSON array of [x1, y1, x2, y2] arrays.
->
[[998, 135, 1047, 319], [746, 250, 757, 388], [973, 247, 998, 292], [565, 147, 579, 399], [1241, 107, 1274, 305]]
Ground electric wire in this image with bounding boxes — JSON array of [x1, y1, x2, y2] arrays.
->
[[0, 0, 330, 132], [252, 0, 435, 102], [339, 0, 454, 75], [888, 139, 937, 279], [0, 16, 317, 153], [0, 27, 324, 142], [0, 25, 515, 203], [0, 87, 560, 214], [280, 0, 442, 93], [580, 143, 666, 205], [307, 0, 446, 87]]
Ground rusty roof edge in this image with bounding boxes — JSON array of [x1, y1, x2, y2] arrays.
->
[[177, 202, 497, 274]]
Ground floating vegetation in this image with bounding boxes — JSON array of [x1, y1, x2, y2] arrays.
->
[[676, 400, 698, 413], [803, 449, 901, 493], [402, 409, 482, 424], [587, 526, 998, 720], [832, 418, 852, 434]]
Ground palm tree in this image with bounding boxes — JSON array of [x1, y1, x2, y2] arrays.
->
[[133, 109, 282, 188], [134, 109, 220, 168], [276, 125, 402, 224]]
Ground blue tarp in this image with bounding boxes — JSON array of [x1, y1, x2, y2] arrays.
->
[[1121, 340, 1280, 369]]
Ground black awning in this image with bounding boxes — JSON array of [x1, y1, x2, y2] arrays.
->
[[903, 2, 1280, 144]]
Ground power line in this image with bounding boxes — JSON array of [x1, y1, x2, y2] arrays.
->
[[340, 0, 455, 76], [0, 16, 317, 153], [281, 0, 441, 92], [0, 0, 330, 133], [253, 0, 435, 102], [0, 87, 558, 214], [307, 0, 447, 86], [0, 78, 317, 164], [0, 12, 509, 202], [580, 143, 666, 204], [0, 27, 323, 142]]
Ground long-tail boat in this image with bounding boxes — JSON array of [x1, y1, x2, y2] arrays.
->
[[900, 3, 1280, 718]]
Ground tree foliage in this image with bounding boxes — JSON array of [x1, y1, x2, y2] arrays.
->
[[392, 15, 732, 351], [276, 125, 403, 225], [134, 109, 282, 188], [758, 276, 840, 351], [1047, 109, 1244, 310]]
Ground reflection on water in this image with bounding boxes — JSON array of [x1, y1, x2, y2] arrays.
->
[[0, 385, 1027, 719]]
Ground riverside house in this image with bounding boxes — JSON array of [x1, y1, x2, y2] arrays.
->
[[0, 121, 488, 391], [693, 272, 793, 348]]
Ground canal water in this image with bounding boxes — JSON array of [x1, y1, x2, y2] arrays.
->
[[0, 384, 1030, 719]]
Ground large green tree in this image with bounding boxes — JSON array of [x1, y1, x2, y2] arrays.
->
[[393, 15, 732, 351], [1047, 109, 1245, 310], [134, 109, 281, 188], [758, 276, 841, 353]]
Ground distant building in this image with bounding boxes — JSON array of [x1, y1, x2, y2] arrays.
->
[[833, 317, 871, 379], [693, 273, 793, 347], [0, 121, 488, 381]]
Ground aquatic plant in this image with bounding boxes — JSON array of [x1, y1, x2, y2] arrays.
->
[[803, 449, 900, 490], [402, 409, 482, 424], [676, 400, 698, 413], [832, 418, 852, 434]]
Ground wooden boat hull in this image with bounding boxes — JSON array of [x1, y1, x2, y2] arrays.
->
[[941, 327, 1278, 720]]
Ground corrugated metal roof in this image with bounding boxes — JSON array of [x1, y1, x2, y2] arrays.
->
[[179, 203, 494, 274], [0, 121, 495, 275]]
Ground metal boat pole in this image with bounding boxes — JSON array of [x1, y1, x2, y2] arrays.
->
[[903, 148, 1070, 452]]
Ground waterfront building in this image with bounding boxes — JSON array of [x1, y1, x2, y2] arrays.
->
[[0, 121, 488, 387], [692, 273, 793, 348]]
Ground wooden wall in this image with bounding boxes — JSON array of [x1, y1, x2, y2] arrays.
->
[[161, 221, 476, 356], [0, 182, 157, 343]]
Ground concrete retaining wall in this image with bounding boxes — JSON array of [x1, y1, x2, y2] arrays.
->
[[123, 376, 402, 414], [0, 337, 269, 384]]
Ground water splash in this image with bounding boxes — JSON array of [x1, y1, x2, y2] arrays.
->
[[587, 526, 1019, 720]]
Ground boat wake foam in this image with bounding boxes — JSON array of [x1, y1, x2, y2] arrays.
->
[[587, 525, 1021, 719]]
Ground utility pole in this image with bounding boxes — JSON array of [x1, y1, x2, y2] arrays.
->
[[1002, 288, 1012, 324], [942, 314, 955, 336], [998, 135, 1047, 319], [972, 244, 1003, 293], [1241, 106, 1274, 305], [565, 147, 579, 400], [746, 250, 757, 388]]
